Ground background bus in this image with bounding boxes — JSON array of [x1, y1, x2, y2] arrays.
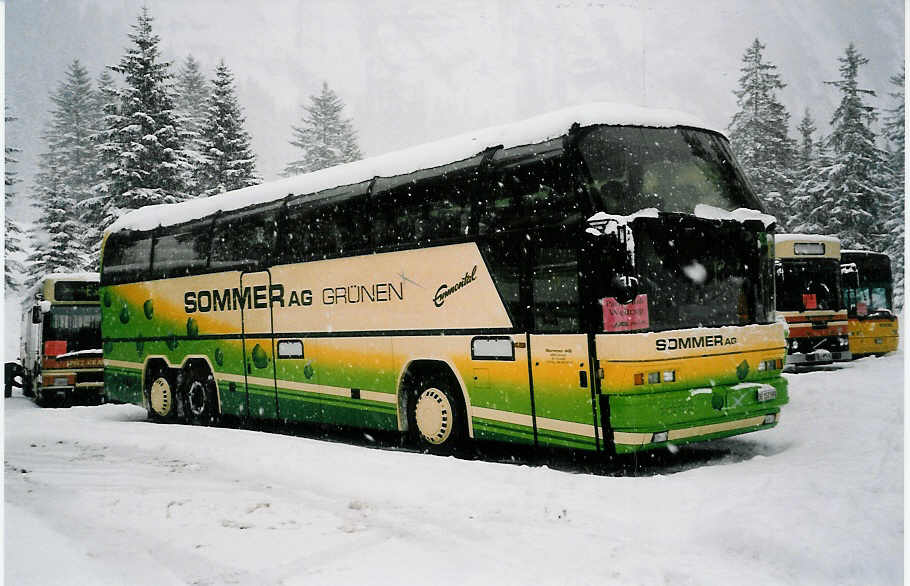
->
[[841, 250, 899, 356], [101, 103, 788, 456], [774, 234, 850, 366], [19, 273, 104, 406]]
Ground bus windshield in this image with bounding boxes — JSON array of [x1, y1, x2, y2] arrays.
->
[[578, 125, 760, 214], [44, 305, 102, 352], [588, 214, 775, 333], [842, 254, 893, 316], [775, 259, 842, 312]]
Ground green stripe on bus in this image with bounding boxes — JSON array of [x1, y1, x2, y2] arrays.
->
[[473, 418, 536, 445]]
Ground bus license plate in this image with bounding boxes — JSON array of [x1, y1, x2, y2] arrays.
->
[[757, 387, 776, 402]]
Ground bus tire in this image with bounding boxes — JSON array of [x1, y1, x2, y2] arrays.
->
[[146, 364, 178, 421], [182, 368, 219, 426], [407, 374, 464, 454]]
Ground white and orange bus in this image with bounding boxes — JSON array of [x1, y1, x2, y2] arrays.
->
[[19, 273, 104, 406], [774, 234, 850, 366]]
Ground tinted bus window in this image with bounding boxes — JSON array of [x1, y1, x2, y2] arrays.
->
[[480, 139, 576, 234], [211, 212, 278, 270], [54, 281, 99, 302], [103, 234, 153, 281], [152, 228, 211, 278]]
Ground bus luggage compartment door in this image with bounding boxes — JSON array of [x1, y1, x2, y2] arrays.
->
[[528, 334, 599, 451], [239, 271, 279, 420]]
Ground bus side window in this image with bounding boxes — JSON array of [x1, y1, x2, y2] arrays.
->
[[151, 228, 211, 278], [102, 233, 153, 283], [476, 185, 520, 236], [332, 198, 370, 255], [211, 213, 277, 270], [478, 233, 528, 330], [427, 180, 472, 239], [532, 239, 580, 332], [280, 206, 317, 264]]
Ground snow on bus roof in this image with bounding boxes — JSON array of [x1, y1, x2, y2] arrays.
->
[[106, 102, 717, 235], [43, 272, 100, 282], [774, 234, 841, 245]]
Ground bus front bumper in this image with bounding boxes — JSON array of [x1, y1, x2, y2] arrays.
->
[[38, 382, 105, 403], [607, 376, 788, 454]]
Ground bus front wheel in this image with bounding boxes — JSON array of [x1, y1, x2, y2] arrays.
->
[[146, 365, 178, 421], [407, 376, 464, 454]]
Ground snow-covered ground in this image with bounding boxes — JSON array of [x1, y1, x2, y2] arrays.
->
[[4, 352, 903, 585]]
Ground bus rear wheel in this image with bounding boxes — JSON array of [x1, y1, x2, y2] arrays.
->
[[146, 365, 178, 421], [407, 376, 464, 454], [182, 369, 219, 426]]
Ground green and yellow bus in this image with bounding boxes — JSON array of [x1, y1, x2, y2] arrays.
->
[[19, 273, 104, 406], [841, 250, 899, 356], [101, 103, 788, 455], [774, 234, 850, 366]]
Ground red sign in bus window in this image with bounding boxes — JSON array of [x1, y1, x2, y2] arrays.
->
[[602, 294, 650, 332], [857, 302, 868, 316], [802, 293, 817, 310], [44, 340, 67, 357]]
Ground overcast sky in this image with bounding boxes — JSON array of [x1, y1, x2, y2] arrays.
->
[[4, 0, 905, 219]]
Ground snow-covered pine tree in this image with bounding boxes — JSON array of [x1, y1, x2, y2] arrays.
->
[[176, 55, 210, 140], [816, 43, 891, 251], [197, 60, 261, 196], [283, 81, 362, 176], [80, 70, 119, 266], [25, 61, 98, 282], [728, 38, 796, 229], [5, 109, 26, 291], [789, 108, 830, 234], [92, 7, 188, 230], [49, 60, 102, 207], [25, 174, 88, 285], [881, 63, 905, 309], [176, 55, 211, 196]]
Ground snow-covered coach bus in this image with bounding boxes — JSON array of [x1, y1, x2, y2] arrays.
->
[[19, 273, 104, 406], [840, 250, 899, 356], [774, 234, 850, 366], [100, 103, 788, 455]]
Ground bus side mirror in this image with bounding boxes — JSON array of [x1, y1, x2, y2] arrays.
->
[[31, 306, 43, 324]]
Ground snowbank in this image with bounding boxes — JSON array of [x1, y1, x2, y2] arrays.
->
[[4, 352, 903, 585]]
